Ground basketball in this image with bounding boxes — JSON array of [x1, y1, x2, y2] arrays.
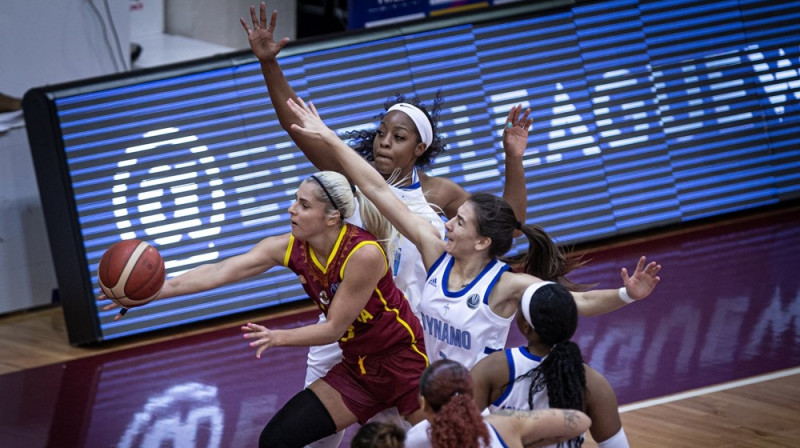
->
[[98, 239, 166, 308]]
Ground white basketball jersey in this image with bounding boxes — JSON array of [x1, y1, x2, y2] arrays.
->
[[484, 421, 509, 448], [489, 346, 549, 413], [489, 347, 585, 448], [349, 172, 445, 314], [418, 253, 513, 368]]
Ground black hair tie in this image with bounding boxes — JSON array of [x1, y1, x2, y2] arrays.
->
[[515, 221, 523, 230], [309, 175, 339, 211]]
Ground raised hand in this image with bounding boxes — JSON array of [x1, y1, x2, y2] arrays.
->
[[502, 104, 533, 159], [240, 2, 289, 62], [621, 256, 662, 300], [286, 97, 335, 140]]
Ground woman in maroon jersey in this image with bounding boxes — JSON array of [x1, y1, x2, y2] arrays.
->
[[102, 170, 428, 447]]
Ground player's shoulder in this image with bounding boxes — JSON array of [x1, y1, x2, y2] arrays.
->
[[418, 171, 468, 212], [347, 239, 387, 264], [419, 171, 461, 191]]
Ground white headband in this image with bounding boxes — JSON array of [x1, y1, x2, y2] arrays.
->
[[520, 281, 555, 328], [387, 103, 433, 149]]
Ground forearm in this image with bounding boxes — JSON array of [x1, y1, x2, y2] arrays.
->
[[502, 154, 527, 223], [260, 59, 341, 171], [326, 129, 387, 195], [272, 320, 344, 347], [573, 288, 630, 317], [259, 58, 299, 130], [158, 263, 228, 301]]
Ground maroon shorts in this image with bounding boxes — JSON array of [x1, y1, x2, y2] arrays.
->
[[322, 341, 428, 424]]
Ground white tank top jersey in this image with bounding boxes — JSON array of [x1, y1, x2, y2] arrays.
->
[[490, 347, 589, 448], [349, 170, 445, 314], [489, 346, 550, 413], [484, 421, 509, 448], [418, 253, 513, 368]]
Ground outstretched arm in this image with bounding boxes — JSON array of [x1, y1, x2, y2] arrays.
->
[[487, 408, 591, 448], [99, 233, 289, 319], [240, 2, 343, 172], [502, 105, 533, 231], [573, 256, 662, 316], [286, 98, 446, 269], [436, 105, 532, 221]]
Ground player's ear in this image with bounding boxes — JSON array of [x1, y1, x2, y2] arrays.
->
[[419, 395, 432, 412], [414, 141, 427, 157], [474, 235, 491, 252], [326, 209, 342, 225]]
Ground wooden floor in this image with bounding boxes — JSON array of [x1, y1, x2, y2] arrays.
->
[[3, 307, 798, 447], [2, 204, 799, 447]]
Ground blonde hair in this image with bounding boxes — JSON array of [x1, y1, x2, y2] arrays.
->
[[304, 171, 397, 265]]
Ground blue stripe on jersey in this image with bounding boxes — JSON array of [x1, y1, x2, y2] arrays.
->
[[482, 262, 510, 305], [519, 346, 544, 362], [492, 348, 516, 407], [426, 252, 448, 279], [488, 423, 510, 448]]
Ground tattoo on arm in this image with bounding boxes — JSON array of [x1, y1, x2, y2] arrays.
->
[[564, 410, 582, 430]]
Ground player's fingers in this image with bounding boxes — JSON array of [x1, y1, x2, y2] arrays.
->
[[635, 255, 647, 271], [250, 5, 258, 27], [505, 105, 517, 124], [308, 100, 320, 117], [113, 308, 128, 321], [267, 7, 277, 30], [276, 36, 290, 51]]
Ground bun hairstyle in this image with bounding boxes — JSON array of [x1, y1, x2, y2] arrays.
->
[[420, 359, 489, 448]]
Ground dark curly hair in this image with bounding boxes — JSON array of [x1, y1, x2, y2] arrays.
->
[[521, 283, 586, 448], [341, 91, 447, 171]]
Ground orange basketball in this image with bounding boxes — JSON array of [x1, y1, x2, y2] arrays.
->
[[98, 239, 165, 308]]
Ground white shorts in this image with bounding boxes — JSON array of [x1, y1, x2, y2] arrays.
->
[[304, 313, 344, 387]]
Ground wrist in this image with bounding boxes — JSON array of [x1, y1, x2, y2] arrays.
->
[[618, 287, 634, 304]]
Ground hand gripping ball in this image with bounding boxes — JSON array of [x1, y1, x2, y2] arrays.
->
[[98, 239, 165, 308]]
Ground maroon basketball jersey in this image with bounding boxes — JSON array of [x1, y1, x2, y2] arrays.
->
[[284, 224, 424, 358]]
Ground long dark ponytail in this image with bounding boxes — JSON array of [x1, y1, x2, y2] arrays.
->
[[467, 193, 585, 290], [521, 283, 586, 448]]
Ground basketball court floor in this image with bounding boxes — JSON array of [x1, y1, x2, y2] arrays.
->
[[1, 205, 798, 447]]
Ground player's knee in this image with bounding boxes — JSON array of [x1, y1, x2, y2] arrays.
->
[[259, 419, 290, 448]]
